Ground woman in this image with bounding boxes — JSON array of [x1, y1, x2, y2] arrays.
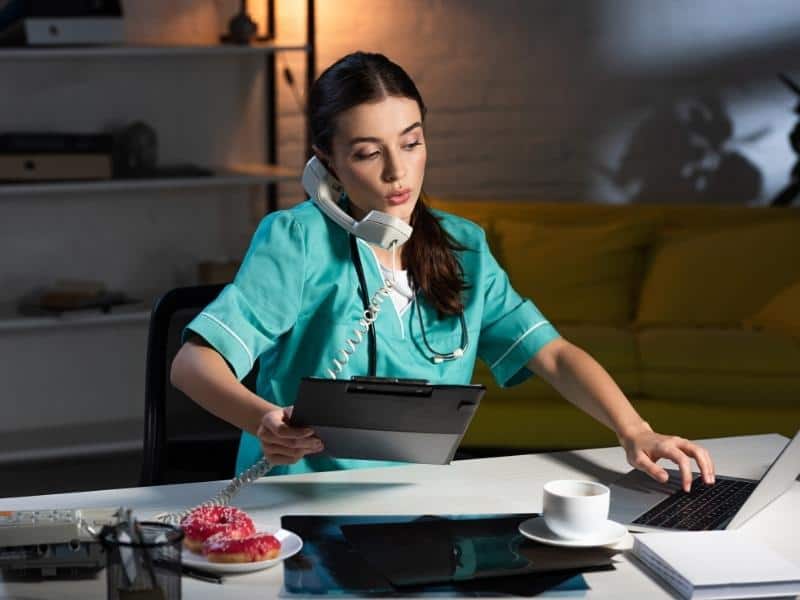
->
[[171, 51, 715, 490]]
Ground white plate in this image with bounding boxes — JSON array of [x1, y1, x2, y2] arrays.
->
[[518, 517, 628, 548], [181, 528, 303, 575]]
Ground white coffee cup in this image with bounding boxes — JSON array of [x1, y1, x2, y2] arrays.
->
[[542, 479, 610, 539]]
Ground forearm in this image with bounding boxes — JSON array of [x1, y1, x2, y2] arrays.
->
[[170, 341, 277, 437], [530, 341, 651, 442]]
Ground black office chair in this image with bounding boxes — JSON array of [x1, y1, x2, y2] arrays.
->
[[140, 284, 258, 486]]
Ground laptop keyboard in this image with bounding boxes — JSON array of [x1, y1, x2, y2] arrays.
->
[[632, 477, 757, 530]]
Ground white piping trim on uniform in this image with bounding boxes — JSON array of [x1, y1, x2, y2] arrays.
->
[[198, 312, 254, 368], [490, 320, 549, 371], [358, 238, 405, 339]]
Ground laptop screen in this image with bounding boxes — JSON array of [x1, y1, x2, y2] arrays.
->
[[728, 430, 800, 529]]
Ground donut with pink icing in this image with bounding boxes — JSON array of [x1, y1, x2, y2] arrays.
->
[[180, 506, 255, 554], [202, 531, 281, 563]]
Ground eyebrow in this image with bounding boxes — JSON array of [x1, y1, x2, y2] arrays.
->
[[348, 121, 422, 146]]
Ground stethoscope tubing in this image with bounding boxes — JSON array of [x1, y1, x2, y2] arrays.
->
[[349, 234, 468, 371], [349, 234, 379, 376]]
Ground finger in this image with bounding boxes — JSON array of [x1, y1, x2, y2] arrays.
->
[[261, 444, 307, 462], [258, 434, 322, 454], [262, 413, 314, 438], [273, 421, 316, 439], [262, 438, 323, 456], [659, 445, 694, 492], [676, 439, 715, 485], [274, 436, 324, 452], [631, 451, 669, 484]]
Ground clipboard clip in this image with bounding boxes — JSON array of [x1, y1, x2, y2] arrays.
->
[[347, 376, 432, 397]]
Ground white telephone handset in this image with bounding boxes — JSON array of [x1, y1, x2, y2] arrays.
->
[[302, 156, 412, 249]]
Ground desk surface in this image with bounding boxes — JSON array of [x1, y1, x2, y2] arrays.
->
[[1, 433, 797, 599]]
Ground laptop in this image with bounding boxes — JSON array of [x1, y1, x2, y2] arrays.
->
[[290, 376, 485, 464], [609, 429, 800, 532]]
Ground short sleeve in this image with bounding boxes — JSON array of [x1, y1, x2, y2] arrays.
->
[[183, 212, 306, 380], [476, 232, 559, 387]]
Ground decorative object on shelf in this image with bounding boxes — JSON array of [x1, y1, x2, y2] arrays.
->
[[772, 73, 800, 207], [0, 0, 124, 47], [112, 120, 158, 178], [221, 0, 264, 45], [17, 279, 139, 316], [111, 121, 215, 179]]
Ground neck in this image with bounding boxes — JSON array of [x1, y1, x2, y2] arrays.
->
[[370, 242, 403, 271]]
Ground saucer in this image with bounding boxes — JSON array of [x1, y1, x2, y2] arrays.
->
[[518, 517, 627, 548]]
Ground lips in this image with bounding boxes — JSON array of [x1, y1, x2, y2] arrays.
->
[[386, 188, 411, 205]]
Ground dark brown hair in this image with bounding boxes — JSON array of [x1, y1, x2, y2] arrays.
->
[[309, 51, 466, 315]]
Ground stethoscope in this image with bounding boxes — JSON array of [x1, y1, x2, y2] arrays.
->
[[349, 234, 469, 376]]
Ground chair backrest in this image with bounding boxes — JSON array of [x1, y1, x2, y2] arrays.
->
[[140, 284, 258, 486]]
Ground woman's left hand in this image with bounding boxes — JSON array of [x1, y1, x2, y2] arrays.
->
[[620, 424, 716, 492]]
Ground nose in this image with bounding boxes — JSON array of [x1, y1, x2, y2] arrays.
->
[[381, 149, 406, 183]]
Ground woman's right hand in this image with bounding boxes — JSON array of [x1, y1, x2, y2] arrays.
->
[[256, 406, 324, 465]]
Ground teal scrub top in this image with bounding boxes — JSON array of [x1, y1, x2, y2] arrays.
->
[[184, 200, 560, 476]]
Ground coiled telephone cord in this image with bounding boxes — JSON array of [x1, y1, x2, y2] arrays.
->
[[155, 242, 398, 525], [327, 240, 397, 378]]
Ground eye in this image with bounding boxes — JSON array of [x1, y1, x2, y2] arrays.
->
[[404, 140, 423, 150], [354, 150, 380, 161]]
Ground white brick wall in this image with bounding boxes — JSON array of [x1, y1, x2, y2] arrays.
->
[[275, 0, 800, 207]]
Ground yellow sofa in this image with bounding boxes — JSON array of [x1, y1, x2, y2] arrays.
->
[[427, 198, 800, 450]]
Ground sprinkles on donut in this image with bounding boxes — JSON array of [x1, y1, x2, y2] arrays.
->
[[202, 531, 282, 563], [180, 506, 255, 553]]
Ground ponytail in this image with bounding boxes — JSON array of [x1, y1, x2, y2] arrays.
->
[[403, 193, 467, 316]]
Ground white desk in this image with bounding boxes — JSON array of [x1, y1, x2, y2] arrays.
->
[[1, 433, 797, 599]]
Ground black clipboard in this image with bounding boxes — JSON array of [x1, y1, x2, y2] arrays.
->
[[290, 376, 485, 464]]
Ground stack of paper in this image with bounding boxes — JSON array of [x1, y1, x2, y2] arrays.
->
[[632, 531, 800, 600]]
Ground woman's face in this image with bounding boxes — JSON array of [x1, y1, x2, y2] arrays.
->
[[320, 95, 426, 224]]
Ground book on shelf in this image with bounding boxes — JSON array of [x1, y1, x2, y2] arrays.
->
[[0, 132, 114, 181], [0, 153, 112, 182], [0, 132, 113, 154], [631, 530, 800, 600]]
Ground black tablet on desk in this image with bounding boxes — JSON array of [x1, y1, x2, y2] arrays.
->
[[290, 376, 485, 464]]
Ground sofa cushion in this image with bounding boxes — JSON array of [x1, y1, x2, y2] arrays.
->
[[425, 196, 498, 248], [472, 324, 641, 402], [636, 222, 800, 327], [744, 281, 800, 338], [461, 394, 800, 449], [473, 358, 641, 404], [494, 218, 655, 324], [640, 371, 800, 406], [638, 327, 800, 374], [560, 324, 639, 372], [638, 327, 800, 404]]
